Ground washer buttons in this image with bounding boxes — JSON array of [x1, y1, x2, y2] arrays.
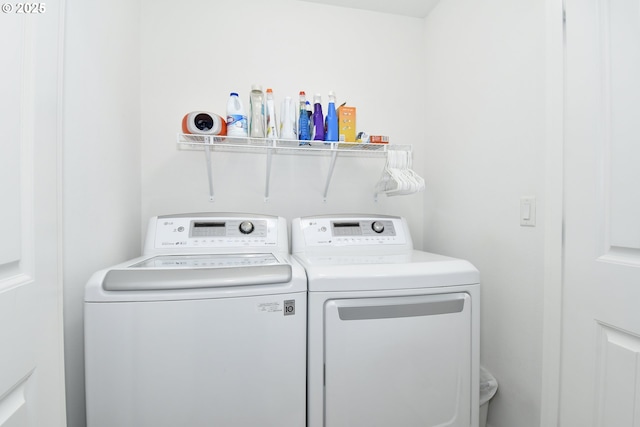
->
[[239, 221, 255, 234], [371, 221, 385, 233]]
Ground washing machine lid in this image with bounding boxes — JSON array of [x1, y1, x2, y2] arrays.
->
[[295, 250, 479, 292], [85, 252, 306, 302], [102, 253, 291, 291]]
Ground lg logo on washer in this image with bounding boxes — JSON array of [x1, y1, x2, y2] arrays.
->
[[257, 300, 296, 316], [284, 299, 296, 316]]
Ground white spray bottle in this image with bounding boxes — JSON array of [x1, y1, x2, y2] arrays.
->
[[280, 96, 296, 140], [265, 88, 278, 138]]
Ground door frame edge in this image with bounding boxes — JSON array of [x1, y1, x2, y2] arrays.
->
[[540, 0, 565, 425]]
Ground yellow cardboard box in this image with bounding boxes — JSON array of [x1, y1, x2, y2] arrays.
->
[[338, 106, 356, 142]]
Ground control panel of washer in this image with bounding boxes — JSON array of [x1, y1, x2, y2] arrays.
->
[[153, 217, 278, 248], [132, 253, 280, 268], [299, 217, 407, 246]]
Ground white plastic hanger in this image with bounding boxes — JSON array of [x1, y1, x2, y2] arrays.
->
[[374, 149, 425, 198]]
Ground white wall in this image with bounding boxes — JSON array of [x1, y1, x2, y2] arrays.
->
[[422, 1, 546, 427], [140, 0, 426, 245], [62, 1, 141, 426], [59, 1, 550, 427]]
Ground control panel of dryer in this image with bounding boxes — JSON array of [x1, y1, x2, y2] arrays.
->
[[151, 216, 278, 249], [298, 217, 408, 247]]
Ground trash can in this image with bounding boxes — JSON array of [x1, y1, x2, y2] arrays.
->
[[480, 366, 498, 427]]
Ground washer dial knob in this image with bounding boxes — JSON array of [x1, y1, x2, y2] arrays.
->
[[371, 221, 385, 233], [239, 221, 255, 234]]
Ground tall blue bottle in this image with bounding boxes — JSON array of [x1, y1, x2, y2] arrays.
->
[[312, 94, 324, 141], [298, 91, 310, 144], [324, 90, 338, 141]]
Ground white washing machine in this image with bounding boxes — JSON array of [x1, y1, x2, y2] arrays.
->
[[85, 213, 307, 427], [292, 215, 480, 427]]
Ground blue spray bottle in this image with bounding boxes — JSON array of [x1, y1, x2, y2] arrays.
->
[[298, 91, 310, 143], [324, 90, 338, 141], [306, 101, 313, 138]]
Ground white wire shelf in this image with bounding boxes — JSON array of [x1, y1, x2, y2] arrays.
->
[[176, 133, 412, 202], [177, 134, 411, 155]]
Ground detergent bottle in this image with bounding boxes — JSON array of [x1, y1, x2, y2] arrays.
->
[[226, 92, 248, 137]]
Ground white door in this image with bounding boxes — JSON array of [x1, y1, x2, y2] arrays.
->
[[560, 0, 640, 425], [0, 3, 66, 427]]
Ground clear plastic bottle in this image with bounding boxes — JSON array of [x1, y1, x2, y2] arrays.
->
[[306, 101, 313, 138], [226, 92, 248, 137], [298, 91, 310, 142], [265, 88, 278, 138], [249, 84, 265, 138], [324, 90, 338, 141], [312, 93, 324, 141], [280, 96, 296, 140]]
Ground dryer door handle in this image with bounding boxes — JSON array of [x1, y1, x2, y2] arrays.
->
[[336, 293, 466, 321]]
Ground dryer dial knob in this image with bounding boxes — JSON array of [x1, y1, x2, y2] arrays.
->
[[371, 221, 385, 233], [239, 221, 255, 234]]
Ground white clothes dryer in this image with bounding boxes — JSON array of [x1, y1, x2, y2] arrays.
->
[[85, 213, 306, 427], [292, 215, 480, 427]]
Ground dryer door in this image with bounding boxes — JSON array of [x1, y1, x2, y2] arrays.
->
[[324, 292, 471, 427]]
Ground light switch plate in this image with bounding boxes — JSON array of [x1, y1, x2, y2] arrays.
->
[[520, 196, 536, 226]]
